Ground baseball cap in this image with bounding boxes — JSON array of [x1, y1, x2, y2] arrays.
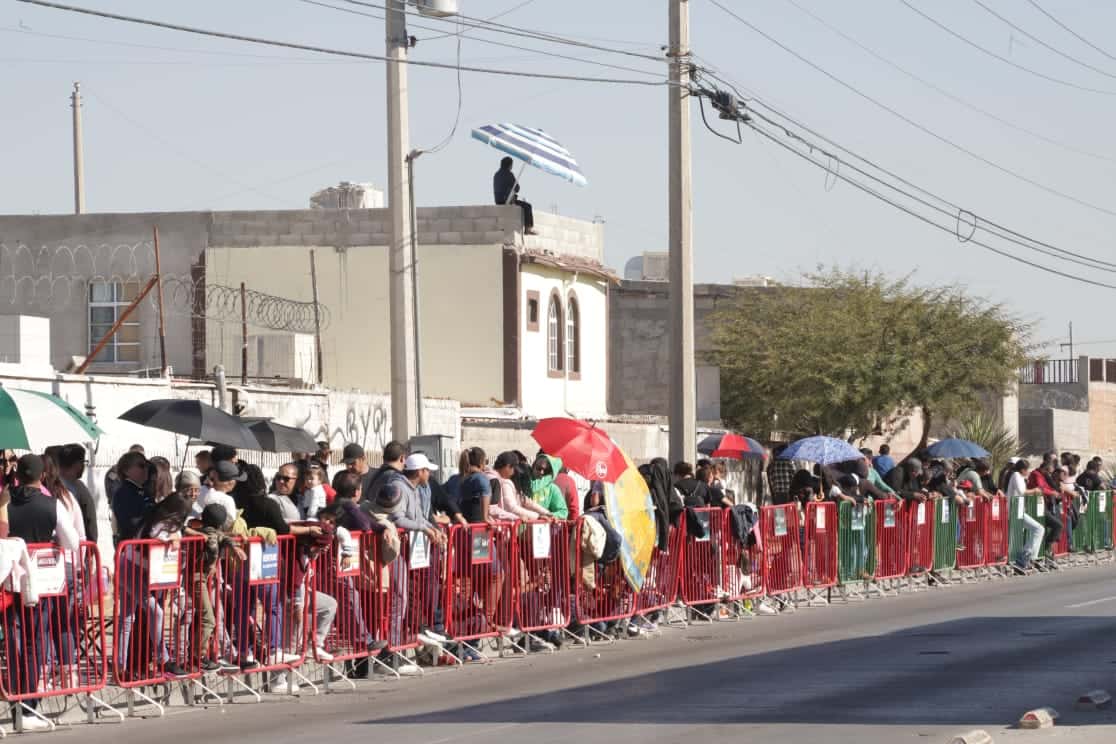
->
[[16, 454, 44, 483], [957, 479, 974, 490], [342, 443, 366, 464], [403, 453, 438, 472], [201, 503, 228, 530], [213, 460, 247, 483]]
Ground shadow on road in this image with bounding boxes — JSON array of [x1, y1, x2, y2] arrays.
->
[[360, 615, 1116, 728]]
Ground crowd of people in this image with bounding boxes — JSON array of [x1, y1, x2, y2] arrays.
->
[[0, 437, 1111, 727]]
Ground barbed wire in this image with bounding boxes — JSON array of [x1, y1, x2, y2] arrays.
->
[[1, 242, 330, 333]]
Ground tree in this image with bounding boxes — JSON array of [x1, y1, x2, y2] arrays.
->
[[709, 268, 1031, 443]]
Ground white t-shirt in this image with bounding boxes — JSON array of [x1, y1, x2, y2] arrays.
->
[[1006, 472, 1028, 499], [194, 488, 237, 529]]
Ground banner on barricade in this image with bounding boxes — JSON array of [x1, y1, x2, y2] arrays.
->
[[249, 541, 280, 584], [532, 523, 552, 559], [27, 546, 66, 597], [410, 531, 430, 569], [471, 527, 493, 564], [147, 543, 181, 589]]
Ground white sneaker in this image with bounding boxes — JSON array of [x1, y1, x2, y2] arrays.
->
[[314, 647, 334, 663], [504, 627, 522, 639], [396, 662, 422, 676], [269, 672, 300, 693], [277, 651, 302, 664], [19, 716, 51, 731], [756, 602, 778, 616], [418, 628, 447, 644]]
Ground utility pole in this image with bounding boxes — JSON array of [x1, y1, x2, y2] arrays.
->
[[668, 0, 696, 464], [309, 249, 324, 385], [386, 0, 419, 442], [71, 82, 85, 214]]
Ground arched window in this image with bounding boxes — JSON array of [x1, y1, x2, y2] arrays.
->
[[566, 293, 580, 376], [547, 291, 564, 373]]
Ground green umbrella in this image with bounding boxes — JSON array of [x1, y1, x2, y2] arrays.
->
[[0, 387, 103, 450]]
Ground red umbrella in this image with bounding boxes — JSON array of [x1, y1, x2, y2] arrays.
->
[[531, 417, 630, 483], [697, 433, 765, 460]]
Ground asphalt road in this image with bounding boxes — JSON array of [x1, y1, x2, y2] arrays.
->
[[63, 564, 1116, 744]]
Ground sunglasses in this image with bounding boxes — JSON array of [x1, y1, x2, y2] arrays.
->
[[275, 475, 297, 482]]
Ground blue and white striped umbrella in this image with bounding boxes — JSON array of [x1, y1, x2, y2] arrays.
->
[[471, 123, 588, 187]]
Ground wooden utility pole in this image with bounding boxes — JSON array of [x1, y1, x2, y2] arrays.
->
[[668, 0, 696, 464]]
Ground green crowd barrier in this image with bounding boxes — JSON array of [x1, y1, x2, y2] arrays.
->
[[1007, 493, 1043, 565], [837, 501, 875, 584], [1089, 491, 1113, 552], [932, 497, 958, 571]]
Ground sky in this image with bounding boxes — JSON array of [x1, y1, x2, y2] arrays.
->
[[4, 0, 1116, 357]]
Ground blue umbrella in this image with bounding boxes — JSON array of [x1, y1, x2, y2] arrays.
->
[[778, 436, 863, 465], [925, 438, 989, 459], [472, 123, 588, 187]]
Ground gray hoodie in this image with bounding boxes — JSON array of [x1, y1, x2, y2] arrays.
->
[[371, 469, 432, 532]]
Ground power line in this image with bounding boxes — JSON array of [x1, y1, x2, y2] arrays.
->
[[898, 0, 1116, 96], [297, 0, 665, 79], [1025, 0, 1116, 66], [706, 0, 1116, 221], [339, 0, 664, 62], [418, 13, 463, 155], [970, 0, 1116, 81], [781, 0, 1116, 165], [417, 0, 539, 42], [16, 0, 671, 86]]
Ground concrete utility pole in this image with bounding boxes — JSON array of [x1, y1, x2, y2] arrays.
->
[[668, 0, 696, 464], [71, 82, 85, 214], [386, 0, 419, 442]]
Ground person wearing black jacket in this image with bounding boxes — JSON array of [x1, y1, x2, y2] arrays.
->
[[111, 450, 151, 544], [493, 156, 536, 234], [672, 461, 708, 508], [1077, 460, 1105, 493], [56, 444, 98, 543]]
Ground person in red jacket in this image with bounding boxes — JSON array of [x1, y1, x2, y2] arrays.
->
[[554, 465, 580, 521], [1026, 453, 1064, 554]]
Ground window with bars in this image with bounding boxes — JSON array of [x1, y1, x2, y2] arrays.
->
[[88, 281, 141, 363], [547, 292, 563, 372], [566, 294, 580, 375]]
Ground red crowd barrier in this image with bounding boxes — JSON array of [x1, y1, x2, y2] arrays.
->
[[312, 529, 385, 664], [573, 516, 635, 626], [680, 508, 726, 607], [113, 536, 206, 687], [906, 500, 935, 576], [215, 535, 308, 675], [634, 522, 683, 615], [387, 528, 444, 652], [516, 520, 572, 633], [874, 499, 908, 580], [957, 499, 986, 570], [803, 502, 838, 590], [986, 494, 1009, 567], [761, 504, 803, 597], [0, 541, 107, 705], [444, 523, 515, 643]]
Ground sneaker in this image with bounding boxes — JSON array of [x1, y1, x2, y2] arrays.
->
[[503, 627, 523, 639], [200, 659, 222, 673], [366, 637, 389, 651], [529, 637, 556, 652], [269, 672, 299, 693], [164, 662, 190, 679], [419, 628, 448, 644], [277, 652, 301, 664], [756, 602, 778, 616], [461, 647, 484, 663], [314, 647, 334, 663], [18, 716, 51, 731], [626, 623, 642, 637], [396, 661, 422, 676], [217, 658, 240, 673], [240, 658, 260, 671]]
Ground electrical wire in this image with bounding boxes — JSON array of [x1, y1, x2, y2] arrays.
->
[[16, 0, 671, 86], [970, 0, 1116, 81], [297, 0, 665, 79], [898, 0, 1116, 96], [417, 0, 539, 42], [740, 118, 1116, 290], [340, 0, 664, 62], [781, 0, 1116, 165], [1025, 0, 1116, 66], [418, 13, 463, 155], [706, 0, 1116, 222]]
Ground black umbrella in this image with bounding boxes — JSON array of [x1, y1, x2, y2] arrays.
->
[[119, 399, 260, 450], [242, 418, 318, 454]]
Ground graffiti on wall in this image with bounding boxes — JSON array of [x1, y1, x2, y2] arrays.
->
[[294, 397, 389, 454]]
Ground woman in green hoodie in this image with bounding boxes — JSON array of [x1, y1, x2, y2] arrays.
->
[[530, 454, 570, 519]]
